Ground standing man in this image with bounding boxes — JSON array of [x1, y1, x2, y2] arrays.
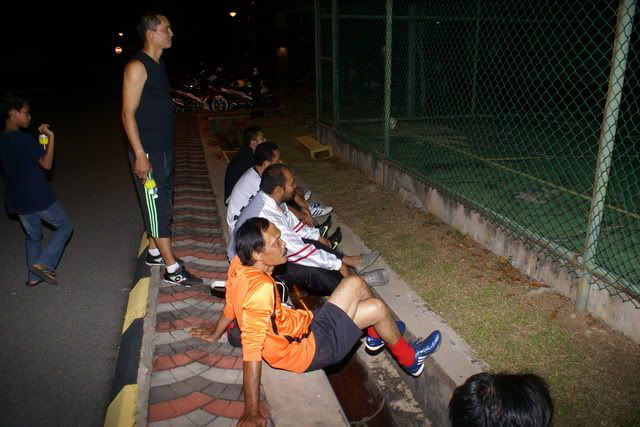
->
[[122, 13, 201, 286]]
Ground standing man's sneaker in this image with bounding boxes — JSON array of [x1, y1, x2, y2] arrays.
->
[[365, 320, 406, 351], [145, 252, 185, 267], [404, 331, 442, 377], [309, 202, 333, 217], [164, 266, 203, 287]]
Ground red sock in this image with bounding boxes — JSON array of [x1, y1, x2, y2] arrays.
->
[[366, 327, 380, 339], [388, 337, 415, 367]]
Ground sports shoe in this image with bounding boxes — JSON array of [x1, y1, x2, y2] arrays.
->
[[362, 268, 389, 287], [365, 320, 406, 351], [328, 227, 342, 250], [163, 266, 203, 287], [404, 330, 442, 377], [317, 215, 332, 238], [309, 202, 333, 217], [355, 250, 380, 274], [210, 280, 226, 298], [145, 252, 185, 267], [304, 190, 312, 201]]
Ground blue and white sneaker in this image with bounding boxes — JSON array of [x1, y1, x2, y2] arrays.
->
[[365, 320, 406, 351], [404, 330, 442, 377], [309, 202, 333, 217]]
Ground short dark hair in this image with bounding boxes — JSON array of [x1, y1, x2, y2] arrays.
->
[[254, 142, 279, 166], [1, 91, 28, 121], [235, 217, 271, 266], [137, 13, 164, 40], [260, 164, 289, 195], [449, 372, 553, 427], [242, 125, 263, 147]]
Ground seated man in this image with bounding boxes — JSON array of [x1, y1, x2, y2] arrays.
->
[[224, 125, 266, 205], [192, 217, 442, 426], [228, 164, 388, 295], [226, 141, 339, 246], [449, 372, 553, 427]]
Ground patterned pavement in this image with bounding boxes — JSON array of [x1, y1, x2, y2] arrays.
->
[[146, 115, 271, 426]]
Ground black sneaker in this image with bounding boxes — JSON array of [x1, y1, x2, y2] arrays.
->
[[163, 266, 203, 287], [328, 227, 342, 250], [145, 252, 185, 267], [316, 215, 332, 238]]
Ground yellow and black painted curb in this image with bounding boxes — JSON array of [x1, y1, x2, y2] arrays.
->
[[104, 233, 150, 427]]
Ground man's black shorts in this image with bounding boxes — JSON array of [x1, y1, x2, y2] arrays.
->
[[306, 302, 363, 372], [129, 151, 174, 238]]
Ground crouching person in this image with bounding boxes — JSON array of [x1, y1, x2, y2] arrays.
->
[[192, 217, 442, 426]]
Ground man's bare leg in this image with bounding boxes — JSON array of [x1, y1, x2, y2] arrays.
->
[[327, 276, 400, 344], [150, 236, 176, 266]]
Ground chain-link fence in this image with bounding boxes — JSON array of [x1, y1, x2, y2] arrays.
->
[[316, 0, 640, 307]]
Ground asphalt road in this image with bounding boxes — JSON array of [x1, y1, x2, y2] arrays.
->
[[0, 80, 143, 425]]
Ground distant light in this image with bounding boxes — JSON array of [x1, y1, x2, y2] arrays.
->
[[229, 11, 237, 17], [114, 46, 123, 54], [277, 47, 288, 57], [118, 32, 124, 37], [436, 21, 441, 24]]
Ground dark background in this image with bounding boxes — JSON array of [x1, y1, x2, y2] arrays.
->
[[1, 1, 315, 92]]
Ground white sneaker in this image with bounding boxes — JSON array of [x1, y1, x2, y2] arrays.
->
[[309, 202, 333, 217]]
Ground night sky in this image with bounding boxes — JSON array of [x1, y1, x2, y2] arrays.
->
[[2, 1, 314, 89]]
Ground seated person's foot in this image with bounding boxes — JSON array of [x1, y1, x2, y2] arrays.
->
[[25, 279, 43, 287], [328, 227, 342, 250], [317, 215, 332, 238], [304, 190, 312, 201], [29, 264, 57, 285], [309, 202, 333, 217], [362, 268, 389, 287], [145, 251, 185, 267], [365, 320, 406, 351], [404, 331, 442, 377], [210, 280, 226, 298], [163, 266, 203, 287], [355, 250, 380, 274]]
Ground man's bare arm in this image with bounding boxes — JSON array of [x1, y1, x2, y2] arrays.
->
[[238, 361, 266, 427], [122, 60, 150, 179], [191, 309, 234, 342]]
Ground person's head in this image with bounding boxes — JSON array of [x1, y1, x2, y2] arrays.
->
[[254, 142, 281, 169], [1, 92, 31, 130], [260, 164, 295, 203], [449, 372, 553, 427], [243, 125, 266, 151], [235, 217, 287, 267], [137, 13, 173, 49]]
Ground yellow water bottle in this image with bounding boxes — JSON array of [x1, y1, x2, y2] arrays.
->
[[38, 134, 49, 150], [144, 171, 157, 198]]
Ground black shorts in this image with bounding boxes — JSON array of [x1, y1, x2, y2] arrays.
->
[[273, 262, 342, 296], [306, 302, 363, 372], [130, 151, 174, 238]]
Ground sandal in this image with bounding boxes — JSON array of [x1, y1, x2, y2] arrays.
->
[[29, 264, 58, 285]]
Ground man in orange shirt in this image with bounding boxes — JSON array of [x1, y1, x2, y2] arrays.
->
[[192, 217, 442, 426]]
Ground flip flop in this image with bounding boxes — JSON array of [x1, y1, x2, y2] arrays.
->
[[25, 279, 43, 287], [29, 264, 58, 285]]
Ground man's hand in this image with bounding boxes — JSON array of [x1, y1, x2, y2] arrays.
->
[[237, 412, 267, 427], [190, 326, 221, 342], [339, 261, 351, 277], [38, 124, 54, 139], [134, 154, 151, 180]]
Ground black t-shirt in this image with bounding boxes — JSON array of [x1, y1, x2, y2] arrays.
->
[[224, 145, 254, 204], [0, 130, 56, 214], [132, 51, 174, 153]]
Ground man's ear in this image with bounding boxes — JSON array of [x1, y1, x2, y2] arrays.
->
[[252, 250, 263, 263]]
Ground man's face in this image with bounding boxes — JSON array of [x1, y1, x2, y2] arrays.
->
[[11, 105, 31, 128], [256, 131, 266, 144], [269, 149, 282, 166], [150, 16, 173, 49], [257, 223, 287, 266], [281, 168, 296, 202]]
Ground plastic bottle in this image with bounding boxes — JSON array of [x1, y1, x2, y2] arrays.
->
[[144, 171, 158, 199], [38, 134, 49, 150]]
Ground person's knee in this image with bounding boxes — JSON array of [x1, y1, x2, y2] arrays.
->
[[24, 227, 41, 241]]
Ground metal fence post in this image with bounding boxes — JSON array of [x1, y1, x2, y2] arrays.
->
[[576, 0, 636, 311], [314, 0, 321, 129], [406, 1, 416, 118], [383, 0, 393, 160], [332, 0, 339, 128]]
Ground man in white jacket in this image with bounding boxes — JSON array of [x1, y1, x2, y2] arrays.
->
[[228, 164, 387, 295]]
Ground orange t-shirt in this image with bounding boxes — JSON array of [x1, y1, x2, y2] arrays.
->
[[223, 257, 316, 373]]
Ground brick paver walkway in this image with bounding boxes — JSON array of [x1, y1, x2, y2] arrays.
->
[[146, 115, 270, 426]]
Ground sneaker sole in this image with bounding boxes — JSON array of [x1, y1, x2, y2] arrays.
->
[[162, 278, 194, 287], [364, 342, 385, 352]]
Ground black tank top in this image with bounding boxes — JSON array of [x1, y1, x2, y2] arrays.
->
[[132, 51, 174, 153]]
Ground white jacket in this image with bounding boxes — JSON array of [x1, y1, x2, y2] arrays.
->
[[227, 191, 342, 270], [226, 167, 261, 238]]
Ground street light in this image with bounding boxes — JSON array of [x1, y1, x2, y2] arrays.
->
[[229, 11, 237, 17]]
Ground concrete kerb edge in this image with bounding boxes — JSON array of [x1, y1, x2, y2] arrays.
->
[[104, 232, 153, 427], [201, 114, 349, 426]]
